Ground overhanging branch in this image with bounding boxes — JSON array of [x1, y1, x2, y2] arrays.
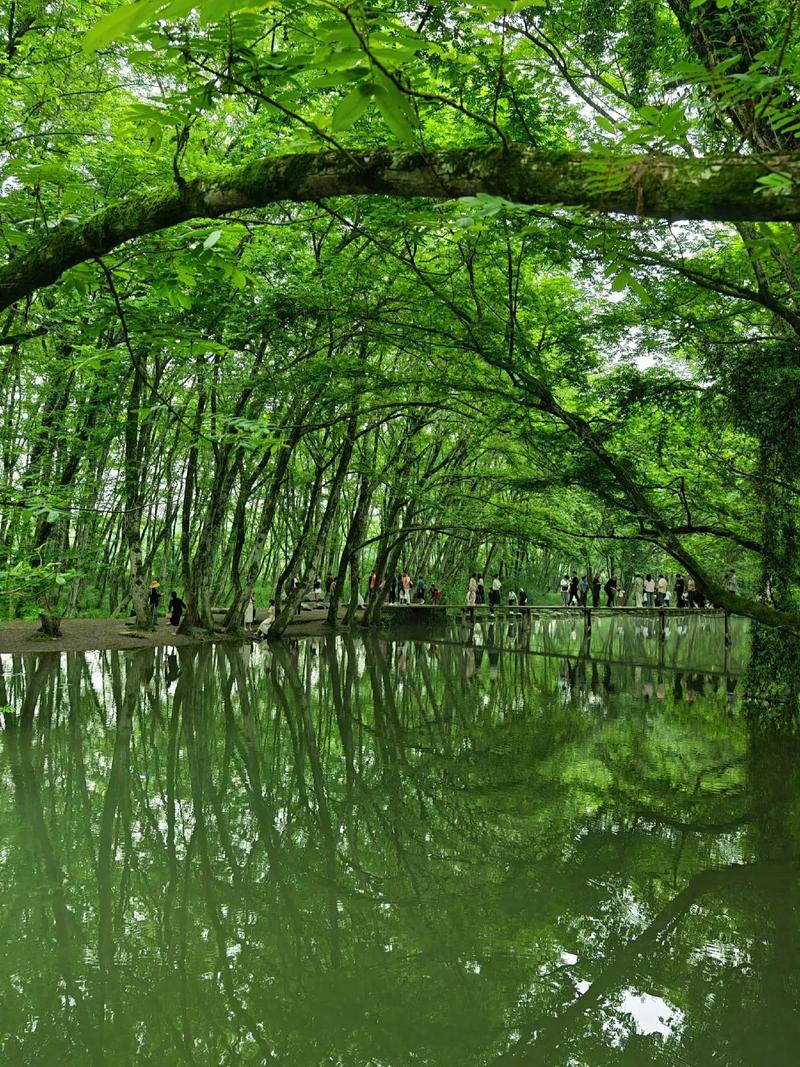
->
[[3, 146, 800, 312]]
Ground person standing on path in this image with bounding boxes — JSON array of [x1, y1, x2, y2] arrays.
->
[[579, 575, 589, 606], [244, 593, 255, 627], [656, 574, 668, 607], [168, 591, 186, 627], [675, 575, 685, 608], [632, 573, 644, 608], [603, 576, 617, 607], [476, 574, 485, 605], [569, 572, 579, 606], [489, 574, 502, 615], [149, 580, 161, 627], [591, 575, 601, 608], [401, 571, 412, 604], [560, 575, 569, 606], [727, 569, 738, 595], [466, 573, 477, 621], [644, 574, 656, 607]]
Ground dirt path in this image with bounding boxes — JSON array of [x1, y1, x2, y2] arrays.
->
[[0, 617, 231, 655]]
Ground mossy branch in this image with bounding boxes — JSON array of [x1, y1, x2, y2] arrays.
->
[[3, 147, 800, 311]]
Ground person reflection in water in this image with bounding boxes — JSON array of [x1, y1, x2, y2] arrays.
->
[[165, 652, 180, 684], [674, 672, 684, 703]]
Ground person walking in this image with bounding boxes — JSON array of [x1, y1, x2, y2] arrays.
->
[[416, 575, 426, 602], [569, 572, 579, 606], [476, 574, 485, 605], [727, 569, 738, 595], [560, 574, 569, 606], [603, 576, 617, 607], [687, 576, 697, 608], [644, 574, 656, 608], [168, 590, 186, 627], [591, 574, 601, 608], [148, 580, 161, 627], [518, 588, 528, 607], [656, 574, 668, 607], [489, 574, 502, 615], [466, 573, 477, 621], [400, 571, 411, 605], [674, 574, 685, 608], [579, 575, 589, 606], [632, 573, 644, 608]]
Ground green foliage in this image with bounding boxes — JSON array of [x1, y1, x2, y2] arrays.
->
[[2, 0, 800, 711]]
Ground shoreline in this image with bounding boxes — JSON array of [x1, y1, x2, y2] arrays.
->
[[0, 617, 234, 656]]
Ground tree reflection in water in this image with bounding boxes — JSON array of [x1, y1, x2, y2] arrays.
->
[[0, 619, 798, 1066]]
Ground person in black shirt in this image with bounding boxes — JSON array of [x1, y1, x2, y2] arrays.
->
[[148, 581, 161, 626], [603, 576, 617, 607], [168, 591, 186, 626]]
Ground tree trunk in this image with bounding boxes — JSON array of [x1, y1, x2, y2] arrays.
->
[[38, 613, 61, 637], [271, 407, 359, 637]]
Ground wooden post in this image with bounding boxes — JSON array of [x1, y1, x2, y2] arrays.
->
[[724, 610, 731, 649], [659, 609, 666, 642]]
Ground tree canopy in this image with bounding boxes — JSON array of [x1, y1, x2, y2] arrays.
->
[[2, 0, 800, 715]]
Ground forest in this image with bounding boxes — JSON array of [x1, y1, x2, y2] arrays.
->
[[2, 0, 800, 721]]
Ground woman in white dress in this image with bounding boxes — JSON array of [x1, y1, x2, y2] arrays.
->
[[466, 573, 477, 621], [244, 594, 255, 627], [256, 600, 276, 638]]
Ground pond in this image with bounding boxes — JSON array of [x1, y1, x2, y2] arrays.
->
[[0, 616, 798, 1066]]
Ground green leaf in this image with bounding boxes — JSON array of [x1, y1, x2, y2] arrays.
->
[[83, 1, 163, 52], [373, 83, 417, 143], [203, 230, 223, 250], [332, 83, 373, 131]]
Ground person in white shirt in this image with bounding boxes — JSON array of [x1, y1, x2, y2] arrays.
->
[[656, 574, 668, 607], [559, 575, 569, 606], [490, 575, 502, 615], [644, 574, 656, 607], [256, 600, 276, 638]]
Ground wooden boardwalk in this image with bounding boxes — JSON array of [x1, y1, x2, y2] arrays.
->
[[383, 604, 721, 618]]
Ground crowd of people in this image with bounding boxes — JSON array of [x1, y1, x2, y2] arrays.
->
[[557, 569, 739, 609], [140, 562, 739, 643], [464, 573, 528, 618]]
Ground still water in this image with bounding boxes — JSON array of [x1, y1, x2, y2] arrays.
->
[[0, 616, 798, 1066]]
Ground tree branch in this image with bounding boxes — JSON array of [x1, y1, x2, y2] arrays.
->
[[4, 146, 800, 312]]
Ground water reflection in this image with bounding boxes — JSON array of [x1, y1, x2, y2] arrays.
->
[[0, 620, 797, 1066]]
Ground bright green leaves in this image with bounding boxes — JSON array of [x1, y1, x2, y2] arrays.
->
[[83, 0, 192, 52], [464, 0, 546, 15], [83, 0, 268, 52], [608, 268, 649, 302], [756, 171, 795, 197], [332, 82, 374, 131], [372, 81, 418, 143]]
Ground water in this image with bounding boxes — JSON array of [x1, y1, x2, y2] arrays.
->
[[0, 616, 798, 1066]]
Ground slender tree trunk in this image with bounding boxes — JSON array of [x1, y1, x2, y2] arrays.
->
[[271, 408, 359, 637]]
